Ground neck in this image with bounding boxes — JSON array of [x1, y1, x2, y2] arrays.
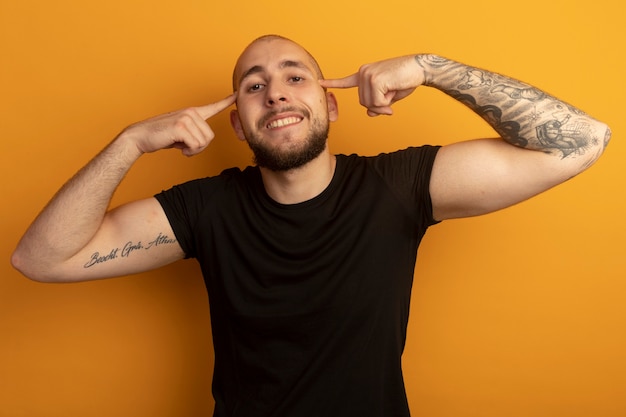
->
[[259, 149, 336, 205]]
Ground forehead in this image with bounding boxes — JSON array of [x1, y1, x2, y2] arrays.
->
[[233, 39, 318, 87]]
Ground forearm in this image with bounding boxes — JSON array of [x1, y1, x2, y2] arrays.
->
[[416, 54, 611, 162], [12, 134, 142, 278], [12, 97, 236, 281]]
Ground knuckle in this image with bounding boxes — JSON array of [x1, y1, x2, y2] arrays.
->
[[180, 107, 198, 117], [172, 111, 197, 130], [174, 108, 197, 124]]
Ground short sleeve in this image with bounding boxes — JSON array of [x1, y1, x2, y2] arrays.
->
[[368, 145, 441, 227], [155, 182, 199, 259]]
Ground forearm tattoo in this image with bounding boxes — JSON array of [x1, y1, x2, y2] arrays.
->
[[84, 232, 177, 268], [415, 55, 611, 159]]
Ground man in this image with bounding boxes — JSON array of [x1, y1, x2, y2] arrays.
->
[[12, 35, 610, 416]]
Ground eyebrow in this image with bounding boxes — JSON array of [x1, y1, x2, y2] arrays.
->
[[238, 60, 312, 87]]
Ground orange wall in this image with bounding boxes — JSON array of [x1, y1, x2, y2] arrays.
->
[[1, 1, 625, 416]]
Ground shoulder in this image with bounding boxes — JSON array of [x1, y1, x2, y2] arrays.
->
[[155, 165, 261, 209], [337, 145, 440, 168], [356, 145, 442, 177], [334, 145, 441, 198], [161, 165, 258, 191]]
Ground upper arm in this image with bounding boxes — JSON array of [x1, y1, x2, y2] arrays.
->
[[429, 138, 589, 221], [47, 197, 185, 282]]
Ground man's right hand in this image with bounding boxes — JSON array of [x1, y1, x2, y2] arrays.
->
[[123, 93, 237, 157], [12, 92, 237, 282]]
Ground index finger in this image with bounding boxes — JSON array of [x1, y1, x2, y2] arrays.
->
[[319, 73, 359, 89], [196, 92, 237, 119]]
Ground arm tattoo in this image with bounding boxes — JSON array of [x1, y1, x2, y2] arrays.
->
[[83, 232, 177, 268], [415, 54, 606, 159]]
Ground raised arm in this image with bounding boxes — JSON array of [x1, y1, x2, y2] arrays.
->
[[11, 94, 236, 282], [321, 55, 611, 220]]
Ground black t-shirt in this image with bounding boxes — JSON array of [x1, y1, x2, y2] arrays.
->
[[155, 145, 441, 417]]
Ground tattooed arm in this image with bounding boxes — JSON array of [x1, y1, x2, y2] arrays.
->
[[12, 95, 236, 282], [321, 54, 611, 220], [417, 55, 610, 159]]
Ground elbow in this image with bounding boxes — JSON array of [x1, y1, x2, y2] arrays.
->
[[602, 123, 612, 150], [11, 249, 42, 282], [11, 248, 62, 283], [595, 122, 611, 157], [11, 249, 34, 281], [580, 121, 611, 172]]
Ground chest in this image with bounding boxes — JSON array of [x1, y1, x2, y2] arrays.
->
[[197, 176, 420, 319]]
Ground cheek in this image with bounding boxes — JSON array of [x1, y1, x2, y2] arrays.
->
[[237, 96, 265, 117], [235, 105, 255, 126]]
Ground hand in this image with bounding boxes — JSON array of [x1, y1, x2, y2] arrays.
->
[[122, 93, 237, 156], [319, 55, 426, 117]]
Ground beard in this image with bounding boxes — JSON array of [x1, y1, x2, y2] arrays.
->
[[245, 110, 330, 172]]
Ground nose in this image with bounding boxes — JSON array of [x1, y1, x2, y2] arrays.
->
[[265, 83, 288, 106], [267, 96, 287, 106]]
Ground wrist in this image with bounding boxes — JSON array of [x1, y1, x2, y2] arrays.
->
[[414, 54, 438, 87], [110, 128, 145, 163], [415, 54, 459, 89]]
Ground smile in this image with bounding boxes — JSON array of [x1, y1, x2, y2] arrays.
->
[[266, 116, 303, 129]]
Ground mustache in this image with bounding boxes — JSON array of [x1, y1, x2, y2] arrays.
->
[[257, 106, 311, 129]]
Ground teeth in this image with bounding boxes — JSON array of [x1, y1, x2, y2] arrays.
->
[[267, 117, 301, 129]]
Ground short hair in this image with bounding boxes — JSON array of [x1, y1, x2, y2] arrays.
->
[[232, 35, 324, 91]]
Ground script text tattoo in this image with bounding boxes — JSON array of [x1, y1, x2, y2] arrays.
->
[[83, 232, 177, 268]]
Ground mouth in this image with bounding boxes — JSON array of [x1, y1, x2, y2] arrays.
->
[[260, 107, 309, 131], [266, 116, 303, 130]]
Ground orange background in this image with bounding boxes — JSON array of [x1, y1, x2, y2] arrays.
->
[[1, 1, 625, 416]]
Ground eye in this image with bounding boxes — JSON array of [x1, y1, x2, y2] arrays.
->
[[247, 83, 264, 92], [290, 76, 304, 83]]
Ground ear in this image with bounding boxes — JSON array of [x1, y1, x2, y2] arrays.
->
[[326, 91, 338, 122], [229, 109, 246, 141]]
